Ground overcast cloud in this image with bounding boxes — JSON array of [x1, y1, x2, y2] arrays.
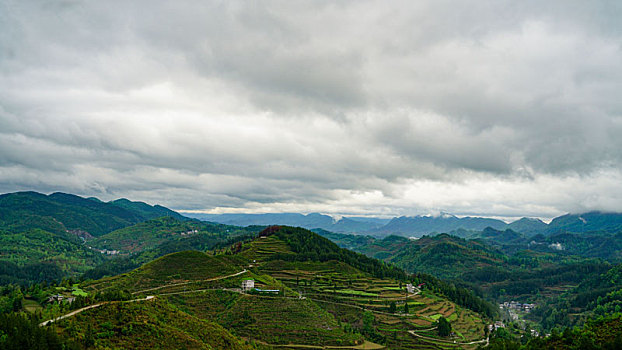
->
[[1, 0, 622, 220]]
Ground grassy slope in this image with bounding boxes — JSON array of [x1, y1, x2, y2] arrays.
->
[[56, 299, 252, 350], [168, 291, 362, 346], [86, 250, 242, 293]]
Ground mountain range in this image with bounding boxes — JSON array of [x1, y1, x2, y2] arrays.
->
[[186, 210, 622, 238], [0, 191, 185, 237], [185, 212, 391, 233]]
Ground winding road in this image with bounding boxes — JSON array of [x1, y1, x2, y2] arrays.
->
[[131, 269, 248, 294], [39, 296, 155, 327]]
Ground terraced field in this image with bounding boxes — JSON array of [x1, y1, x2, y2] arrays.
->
[[244, 235, 490, 349]]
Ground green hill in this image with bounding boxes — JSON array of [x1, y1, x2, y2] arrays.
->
[[86, 250, 243, 293], [56, 298, 252, 350], [321, 232, 507, 280], [91, 216, 228, 253], [386, 234, 506, 279]]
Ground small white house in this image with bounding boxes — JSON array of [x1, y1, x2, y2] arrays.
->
[[406, 283, 415, 294], [241, 279, 255, 292]]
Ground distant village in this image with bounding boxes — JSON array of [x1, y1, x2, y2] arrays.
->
[[500, 301, 536, 321], [88, 247, 120, 255], [173, 229, 199, 236]]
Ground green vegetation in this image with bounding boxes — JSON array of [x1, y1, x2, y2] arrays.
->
[[437, 316, 451, 337], [85, 250, 242, 293], [0, 225, 496, 348], [0, 312, 79, 350], [319, 228, 622, 334], [58, 299, 252, 350], [269, 226, 408, 280], [0, 191, 199, 286], [3, 190, 622, 349], [0, 191, 183, 237], [90, 216, 256, 253], [485, 313, 622, 349], [0, 229, 104, 284]]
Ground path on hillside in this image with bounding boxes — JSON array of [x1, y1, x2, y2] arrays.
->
[[407, 330, 488, 346], [131, 269, 248, 295], [39, 296, 155, 327]]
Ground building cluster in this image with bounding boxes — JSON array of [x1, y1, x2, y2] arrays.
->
[[178, 229, 199, 236], [489, 321, 506, 331], [405, 283, 424, 294], [88, 247, 120, 255], [499, 301, 535, 313], [47, 294, 76, 304]]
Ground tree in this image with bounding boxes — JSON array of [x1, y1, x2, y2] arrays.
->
[[363, 310, 374, 334], [437, 316, 451, 337], [404, 301, 409, 314], [84, 323, 95, 347], [389, 301, 396, 313]]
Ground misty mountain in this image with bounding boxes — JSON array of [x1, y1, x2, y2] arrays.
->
[[183, 212, 386, 233], [371, 213, 508, 237], [547, 211, 622, 234], [186, 210, 622, 238], [506, 217, 548, 236]]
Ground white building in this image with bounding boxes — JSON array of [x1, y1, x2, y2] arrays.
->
[[406, 283, 415, 294], [241, 279, 255, 292]]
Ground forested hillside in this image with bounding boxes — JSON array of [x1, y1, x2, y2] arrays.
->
[[0, 191, 185, 236], [318, 228, 622, 336], [0, 192, 193, 285]]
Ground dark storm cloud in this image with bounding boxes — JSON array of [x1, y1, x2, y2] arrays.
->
[[1, 0, 621, 218]]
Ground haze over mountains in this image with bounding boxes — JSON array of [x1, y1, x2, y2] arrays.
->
[[4, 191, 622, 241], [185, 210, 622, 238]]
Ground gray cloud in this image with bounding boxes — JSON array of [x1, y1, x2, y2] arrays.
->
[[1, 0, 622, 219]]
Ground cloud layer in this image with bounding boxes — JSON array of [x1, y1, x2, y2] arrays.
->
[[1, 0, 621, 219]]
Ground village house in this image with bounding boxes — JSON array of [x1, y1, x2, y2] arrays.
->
[[241, 279, 255, 292], [493, 321, 506, 330], [406, 283, 415, 294]]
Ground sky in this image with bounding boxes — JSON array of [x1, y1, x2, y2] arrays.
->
[[1, 1, 622, 220]]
